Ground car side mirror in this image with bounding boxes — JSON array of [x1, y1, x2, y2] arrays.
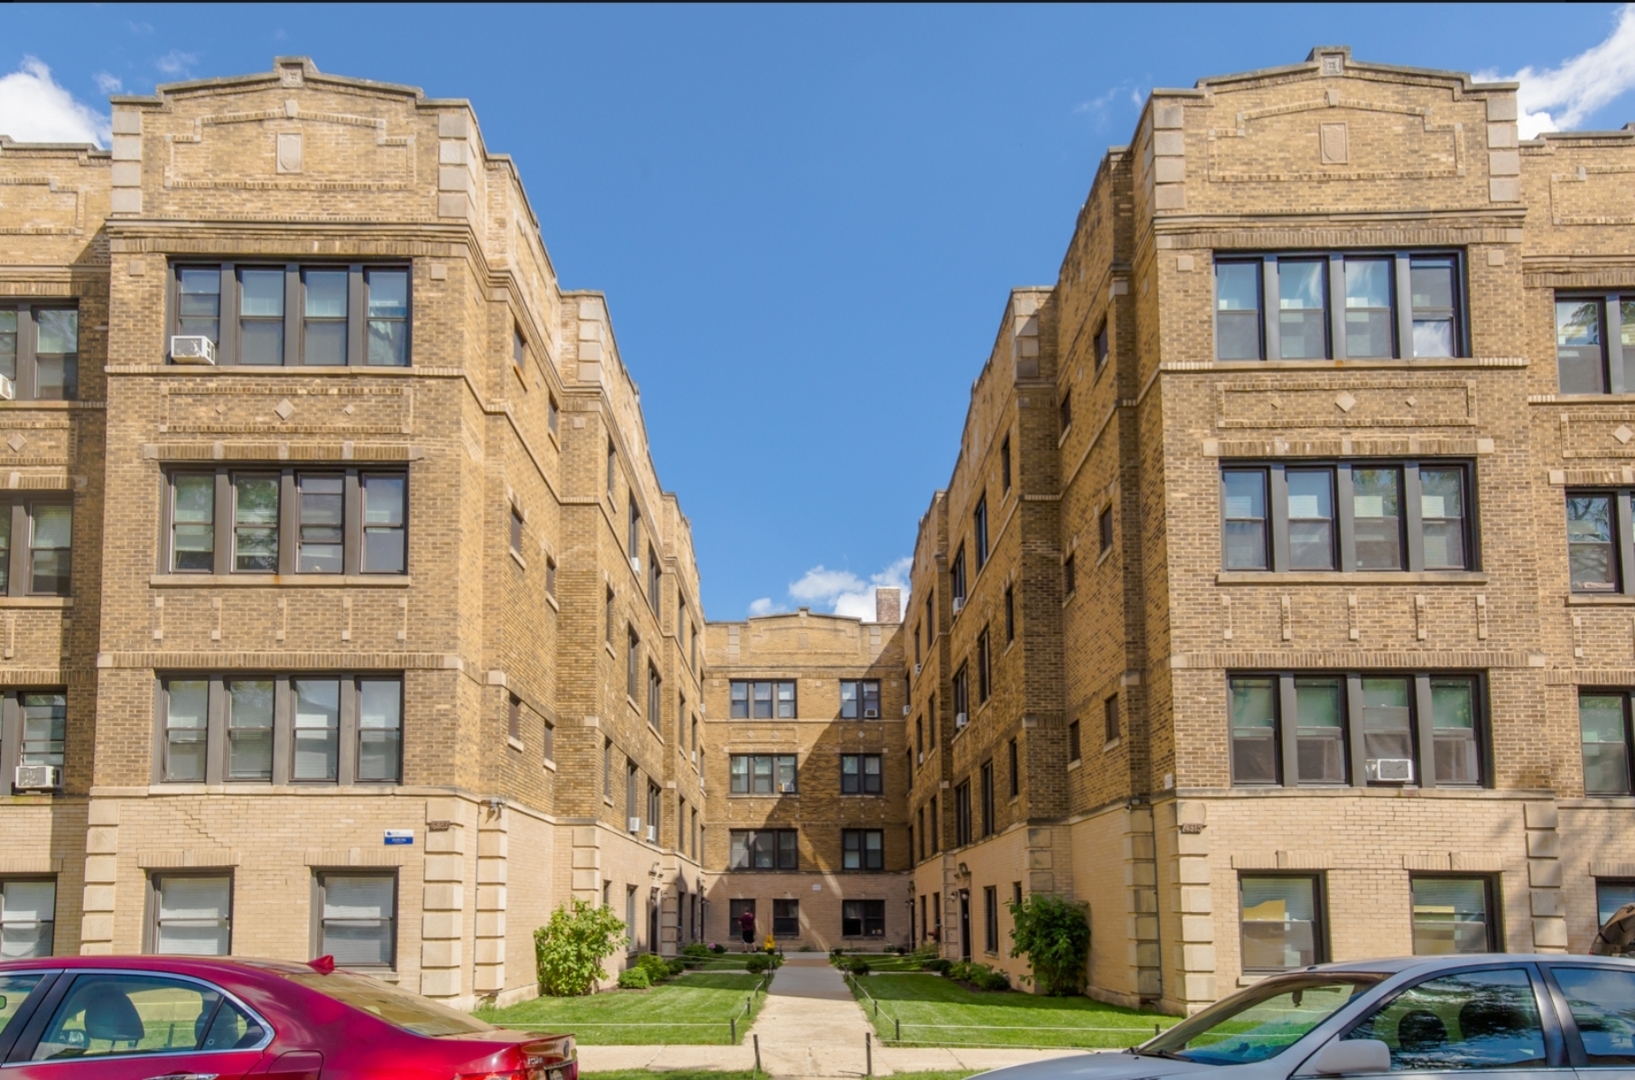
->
[[1310, 1039, 1392, 1076]]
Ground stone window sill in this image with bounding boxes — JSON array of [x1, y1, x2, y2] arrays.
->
[[0, 596, 72, 608], [1067, 759, 1082, 772], [1194, 357, 1524, 372], [1567, 593, 1635, 605], [508, 736, 524, 752], [150, 574, 411, 588], [509, 549, 527, 570], [1215, 571, 1487, 586]]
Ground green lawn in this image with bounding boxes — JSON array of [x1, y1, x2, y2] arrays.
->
[[851, 972, 1178, 1049], [583, 1072, 975, 1080], [477, 972, 766, 1045], [831, 954, 926, 972]]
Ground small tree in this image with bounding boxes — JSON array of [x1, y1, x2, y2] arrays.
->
[[1008, 893, 1090, 996], [534, 898, 628, 996]]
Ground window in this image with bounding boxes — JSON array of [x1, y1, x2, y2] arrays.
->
[[607, 442, 617, 497], [1410, 876, 1497, 953], [929, 795, 939, 851], [508, 694, 522, 742], [31, 971, 263, 1060], [1346, 966, 1543, 1070], [1221, 462, 1472, 572], [954, 780, 972, 846], [730, 754, 797, 794], [626, 761, 639, 822], [917, 806, 926, 860], [984, 886, 999, 952], [1099, 506, 1114, 554], [1567, 489, 1635, 593], [1008, 737, 1019, 797], [603, 738, 612, 797], [171, 264, 409, 367], [1068, 719, 1081, 762], [1229, 672, 1482, 788], [150, 873, 232, 955], [1059, 390, 1072, 433], [314, 872, 396, 969], [1004, 585, 1015, 642], [0, 304, 78, 400], [979, 759, 994, 837], [1001, 436, 1012, 492], [843, 899, 885, 937], [166, 469, 406, 576], [840, 680, 880, 720], [1063, 553, 1076, 597], [512, 326, 529, 375], [543, 718, 554, 763], [841, 754, 882, 795], [159, 675, 400, 785], [1597, 879, 1635, 927], [548, 393, 560, 435], [915, 717, 924, 758], [1539, 966, 1635, 1066], [605, 587, 616, 644], [1214, 253, 1463, 361], [976, 628, 991, 703], [626, 628, 640, 700], [1094, 320, 1110, 373], [773, 898, 800, 937], [729, 829, 797, 870], [731, 680, 796, 719], [952, 665, 968, 727], [1240, 875, 1325, 971], [1104, 694, 1119, 744], [509, 504, 524, 555], [648, 545, 660, 610], [648, 783, 661, 839], [1557, 295, 1635, 394], [628, 503, 641, 560], [951, 546, 967, 606], [974, 495, 989, 570], [842, 829, 884, 870], [545, 556, 557, 598], [647, 665, 662, 730], [1581, 693, 1634, 795], [0, 878, 54, 957], [0, 501, 73, 596]]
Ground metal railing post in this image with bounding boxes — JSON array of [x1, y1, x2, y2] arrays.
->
[[865, 1031, 873, 1077], [895, 1017, 901, 1042], [754, 1033, 762, 1074], [731, 1016, 737, 1042]]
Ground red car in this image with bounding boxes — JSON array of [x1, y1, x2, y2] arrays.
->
[[0, 955, 576, 1080]]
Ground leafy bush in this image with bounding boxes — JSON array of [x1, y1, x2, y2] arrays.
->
[[745, 955, 771, 975], [635, 953, 672, 984], [681, 943, 711, 958], [846, 957, 872, 976], [922, 957, 952, 974], [666, 958, 687, 977], [941, 961, 1009, 990], [617, 967, 651, 990], [710, 943, 727, 955], [1008, 893, 1091, 996], [533, 899, 628, 997]]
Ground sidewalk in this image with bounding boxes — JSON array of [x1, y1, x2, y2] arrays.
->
[[576, 955, 1087, 1077]]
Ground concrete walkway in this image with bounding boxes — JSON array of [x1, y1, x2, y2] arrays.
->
[[576, 956, 1088, 1077]]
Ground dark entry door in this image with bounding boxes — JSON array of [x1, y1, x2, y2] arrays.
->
[[959, 891, 972, 962]]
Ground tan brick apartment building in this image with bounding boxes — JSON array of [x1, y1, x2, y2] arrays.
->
[[5, 47, 1635, 1017]]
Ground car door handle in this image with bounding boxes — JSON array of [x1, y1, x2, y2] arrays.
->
[[146, 1073, 219, 1080]]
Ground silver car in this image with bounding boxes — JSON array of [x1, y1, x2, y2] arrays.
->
[[982, 955, 1635, 1080]]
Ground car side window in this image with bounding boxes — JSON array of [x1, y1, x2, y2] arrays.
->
[[30, 973, 260, 1060], [1550, 966, 1635, 1065], [1344, 967, 1547, 1070], [0, 972, 50, 1039]]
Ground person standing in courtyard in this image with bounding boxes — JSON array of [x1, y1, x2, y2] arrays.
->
[[739, 906, 756, 951]]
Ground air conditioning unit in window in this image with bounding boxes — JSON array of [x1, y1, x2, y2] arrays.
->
[[1366, 758, 1414, 783], [630, 556, 642, 574], [778, 782, 797, 794], [645, 825, 657, 843], [690, 750, 697, 764], [917, 752, 925, 765], [863, 708, 879, 719], [914, 663, 922, 676], [951, 597, 964, 614], [14, 764, 57, 790], [170, 335, 217, 365], [628, 816, 642, 833], [902, 705, 911, 716], [0, 374, 14, 401], [955, 712, 968, 729]]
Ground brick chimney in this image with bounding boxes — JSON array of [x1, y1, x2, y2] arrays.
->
[[874, 587, 902, 624]]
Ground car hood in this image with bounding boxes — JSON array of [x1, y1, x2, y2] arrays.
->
[[975, 1051, 1222, 1080]]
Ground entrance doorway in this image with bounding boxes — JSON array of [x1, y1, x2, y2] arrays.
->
[[958, 890, 972, 961]]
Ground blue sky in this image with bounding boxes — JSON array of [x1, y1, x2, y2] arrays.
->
[[4, 4, 1634, 620]]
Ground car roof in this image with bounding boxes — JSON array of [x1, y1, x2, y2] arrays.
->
[[0, 955, 315, 977], [1302, 954, 1635, 976]]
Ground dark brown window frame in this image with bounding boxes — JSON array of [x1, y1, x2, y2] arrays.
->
[[0, 689, 68, 796], [0, 302, 79, 401], [1239, 872, 1329, 972], [1555, 293, 1634, 395], [840, 753, 882, 795], [1566, 489, 1635, 595], [839, 679, 880, 720], [0, 499, 74, 597], [147, 870, 234, 956], [730, 679, 797, 719], [729, 828, 798, 871], [841, 828, 884, 871], [954, 779, 972, 847], [311, 868, 398, 971], [730, 753, 797, 795]]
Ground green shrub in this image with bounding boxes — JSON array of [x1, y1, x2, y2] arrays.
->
[[1008, 893, 1091, 996], [744, 954, 771, 975], [681, 943, 710, 958], [846, 957, 872, 976], [922, 957, 952, 974], [973, 964, 1011, 991], [768, 954, 784, 969], [533, 899, 628, 997], [666, 958, 687, 977], [617, 967, 651, 990], [635, 953, 671, 984], [710, 943, 727, 955]]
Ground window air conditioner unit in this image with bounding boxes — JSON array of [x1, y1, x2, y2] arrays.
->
[[917, 752, 925, 765], [902, 705, 911, 716], [170, 335, 217, 365], [863, 708, 879, 719], [630, 556, 642, 574], [14, 764, 57, 790], [955, 712, 968, 729], [779, 782, 797, 794], [645, 825, 657, 842], [1366, 758, 1414, 783], [690, 750, 697, 764], [0, 374, 14, 401], [628, 816, 642, 833], [914, 663, 922, 676], [951, 597, 964, 614]]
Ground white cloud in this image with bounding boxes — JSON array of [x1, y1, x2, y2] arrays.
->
[[155, 50, 198, 77], [747, 597, 782, 617], [0, 57, 110, 147], [93, 72, 123, 95], [1480, 4, 1635, 138], [756, 557, 911, 621], [1074, 81, 1146, 122]]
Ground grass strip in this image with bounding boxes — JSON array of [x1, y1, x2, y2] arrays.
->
[[479, 972, 767, 1045]]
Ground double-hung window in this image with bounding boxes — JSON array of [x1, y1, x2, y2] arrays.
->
[[1229, 672, 1484, 788], [0, 304, 78, 400], [0, 501, 72, 596], [954, 780, 972, 846], [730, 680, 796, 719], [728, 829, 797, 870], [976, 628, 991, 703], [1557, 294, 1635, 394], [313, 871, 397, 970], [0, 691, 67, 795], [839, 680, 880, 719], [150, 873, 233, 956], [979, 759, 994, 837], [1215, 253, 1464, 361], [842, 899, 885, 938], [1580, 692, 1635, 796], [841, 754, 882, 795], [170, 264, 410, 366], [842, 829, 884, 871], [951, 546, 967, 607], [166, 468, 406, 576], [730, 753, 797, 794], [1222, 462, 1473, 572], [952, 666, 969, 727], [647, 666, 662, 731], [1240, 875, 1326, 971], [1566, 489, 1635, 594], [974, 496, 989, 570], [0, 877, 55, 957], [159, 674, 401, 785]]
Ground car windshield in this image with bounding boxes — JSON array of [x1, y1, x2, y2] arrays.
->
[[287, 972, 494, 1037], [1141, 973, 1383, 1065]]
